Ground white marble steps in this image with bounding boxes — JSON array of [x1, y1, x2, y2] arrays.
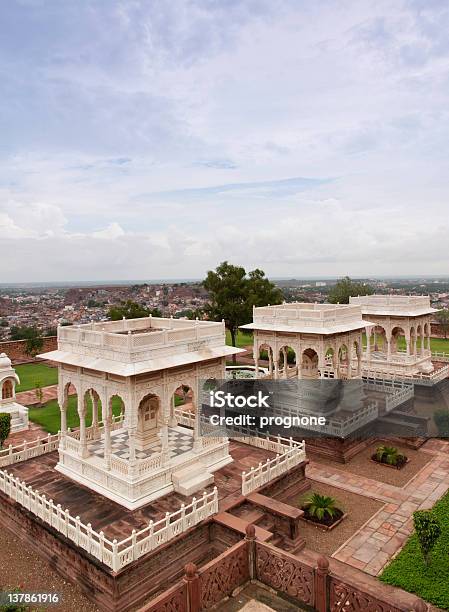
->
[[172, 465, 214, 496]]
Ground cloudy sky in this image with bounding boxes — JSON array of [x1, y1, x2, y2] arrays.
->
[[1, 0, 448, 282]]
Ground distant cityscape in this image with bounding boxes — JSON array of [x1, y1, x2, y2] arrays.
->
[[1, 276, 448, 341]]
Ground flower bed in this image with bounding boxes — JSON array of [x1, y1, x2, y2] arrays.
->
[[300, 507, 346, 531], [371, 445, 408, 470], [371, 453, 408, 470]]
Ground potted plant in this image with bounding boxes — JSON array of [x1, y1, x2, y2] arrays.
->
[[372, 444, 408, 469], [300, 492, 345, 530]]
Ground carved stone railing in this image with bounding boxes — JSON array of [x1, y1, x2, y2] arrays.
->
[[0, 433, 60, 468], [432, 350, 449, 363], [0, 469, 218, 572], [242, 441, 306, 495], [199, 540, 249, 610], [141, 581, 187, 612], [58, 318, 225, 359]]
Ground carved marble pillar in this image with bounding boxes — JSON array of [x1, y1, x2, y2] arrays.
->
[[366, 327, 371, 360], [103, 414, 112, 470], [268, 348, 273, 377], [128, 426, 137, 463], [282, 347, 288, 379], [160, 423, 170, 460], [78, 395, 89, 459]]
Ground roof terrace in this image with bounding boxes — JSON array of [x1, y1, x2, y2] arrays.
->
[[349, 295, 437, 317], [242, 302, 370, 335], [39, 316, 242, 376]]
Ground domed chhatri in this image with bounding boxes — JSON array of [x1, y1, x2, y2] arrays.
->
[[0, 353, 12, 370], [0, 353, 29, 433]]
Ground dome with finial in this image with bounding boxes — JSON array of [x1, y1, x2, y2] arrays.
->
[[0, 353, 12, 370]]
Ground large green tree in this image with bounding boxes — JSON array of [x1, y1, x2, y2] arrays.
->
[[108, 301, 162, 320], [328, 276, 374, 304], [203, 261, 282, 361]]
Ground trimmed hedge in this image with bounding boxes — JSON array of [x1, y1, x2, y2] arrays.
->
[[380, 490, 449, 609]]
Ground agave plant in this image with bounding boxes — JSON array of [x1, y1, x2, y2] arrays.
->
[[376, 445, 404, 466], [303, 493, 339, 521]]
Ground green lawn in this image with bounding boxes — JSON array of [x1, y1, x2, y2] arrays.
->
[[15, 362, 58, 392], [225, 329, 253, 348], [361, 334, 449, 354], [28, 395, 123, 434], [380, 491, 449, 610]]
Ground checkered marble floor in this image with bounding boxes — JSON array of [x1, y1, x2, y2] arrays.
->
[[88, 426, 193, 461]]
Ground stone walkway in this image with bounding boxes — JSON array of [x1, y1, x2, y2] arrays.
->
[[306, 440, 449, 576], [16, 384, 58, 406]]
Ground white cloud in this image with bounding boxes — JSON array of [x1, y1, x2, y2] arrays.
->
[[1, 0, 449, 280]]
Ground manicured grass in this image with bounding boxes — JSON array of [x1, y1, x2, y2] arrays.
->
[[361, 334, 449, 354], [15, 362, 58, 392], [380, 490, 449, 610], [225, 329, 253, 348], [28, 395, 123, 435]]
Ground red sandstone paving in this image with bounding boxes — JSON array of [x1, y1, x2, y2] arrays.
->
[[4, 422, 47, 447], [16, 384, 59, 407], [0, 525, 99, 612], [5, 442, 273, 541], [309, 441, 432, 487], [289, 479, 383, 557]]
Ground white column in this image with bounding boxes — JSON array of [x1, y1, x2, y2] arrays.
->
[[103, 413, 112, 470], [254, 349, 259, 379], [283, 347, 288, 379], [169, 394, 178, 427], [274, 354, 279, 380], [78, 395, 89, 459], [268, 349, 273, 376], [160, 423, 169, 459], [366, 328, 371, 360], [193, 381, 202, 452], [128, 426, 136, 462], [60, 405, 67, 435]]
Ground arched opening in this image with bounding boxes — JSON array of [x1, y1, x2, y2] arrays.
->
[[416, 324, 423, 354], [59, 381, 78, 432], [324, 348, 336, 378], [301, 348, 319, 379], [391, 326, 406, 355], [171, 384, 195, 428], [338, 344, 349, 379], [370, 325, 387, 353], [136, 393, 161, 451], [2, 379, 13, 399], [424, 322, 430, 350], [258, 344, 274, 377], [410, 326, 417, 356], [278, 345, 296, 378]]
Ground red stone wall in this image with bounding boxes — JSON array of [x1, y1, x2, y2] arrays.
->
[[0, 336, 57, 363]]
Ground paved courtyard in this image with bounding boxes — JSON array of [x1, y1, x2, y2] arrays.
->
[[306, 438, 449, 575]]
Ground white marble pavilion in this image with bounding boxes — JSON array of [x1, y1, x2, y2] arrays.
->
[[0, 353, 28, 433], [39, 316, 243, 509], [241, 302, 372, 379], [349, 295, 448, 382]]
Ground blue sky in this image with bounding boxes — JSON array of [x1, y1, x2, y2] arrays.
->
[[1, 0, 448, 281]]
